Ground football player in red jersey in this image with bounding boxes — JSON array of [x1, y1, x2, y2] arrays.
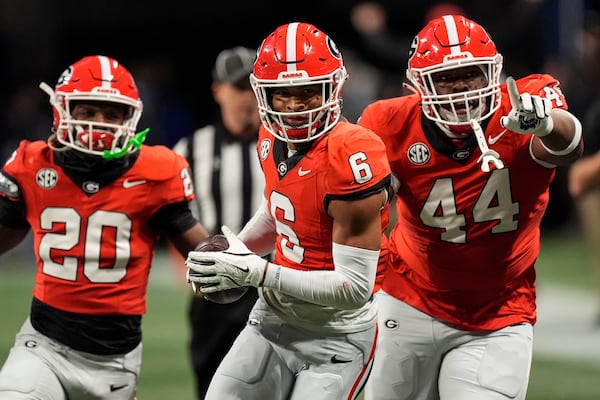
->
[[357, 15, 583, 400], [185, 22, 392, 400], [0, 55, 208, 399]]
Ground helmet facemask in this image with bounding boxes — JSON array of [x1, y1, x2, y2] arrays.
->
[[406, 15, 503, 134], [41, 55, 145, 160], [250, 22, 348, 144], [251, 68, 346, 143], [51, 90, 142, 158], [408, 55, 503, 130]]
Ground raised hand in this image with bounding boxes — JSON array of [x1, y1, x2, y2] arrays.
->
[[500, 76, 553, 137]]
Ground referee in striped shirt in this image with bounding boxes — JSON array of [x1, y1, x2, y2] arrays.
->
[[173, 46, 263, 400]]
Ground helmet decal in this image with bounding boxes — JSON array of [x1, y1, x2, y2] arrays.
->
[[327, 36, 342, 59], [408, 35, 418, 61], [57, 66, 74, 87]]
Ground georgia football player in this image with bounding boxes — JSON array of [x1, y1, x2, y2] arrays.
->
[[358, 15, 583, 400], [0, 55, 208, 399], [186, 22, 393, 400]]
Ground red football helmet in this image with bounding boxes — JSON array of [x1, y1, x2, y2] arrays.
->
[[40, 55, 143, 158], [250, 22, 347, 143], [407, 15, 503, 130]]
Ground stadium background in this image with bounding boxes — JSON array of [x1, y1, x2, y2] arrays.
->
[[2, 0, 598, 226], [1, 0, 599, 398], [0, 0, 589, 141]]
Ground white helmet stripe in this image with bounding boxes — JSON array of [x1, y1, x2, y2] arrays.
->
[[97, 55, 113, 88], [285, 22, 299, 72], [442, 15, 461, 55]]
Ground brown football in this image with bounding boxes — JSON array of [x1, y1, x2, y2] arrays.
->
[[192, 234, 248, 304]]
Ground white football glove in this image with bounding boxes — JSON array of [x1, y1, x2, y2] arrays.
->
[[186, 225, 267, 292], [500, 76, 554, 137]]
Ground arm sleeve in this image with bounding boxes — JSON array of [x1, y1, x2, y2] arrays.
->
[[237, 199, 277, 257], [149, 201, 198, 238], [262, 242, 379, 309], [0, 196, 28, 229]]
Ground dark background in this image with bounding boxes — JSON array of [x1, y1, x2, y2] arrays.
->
[[1, 0, 599, 228], [1, 0, 595, 140]]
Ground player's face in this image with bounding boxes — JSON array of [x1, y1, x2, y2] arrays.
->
[[431, 66, 489, 119], [71, 102, 128, 133], [431, 65, 488, 93], [270, 84, 323, 126]]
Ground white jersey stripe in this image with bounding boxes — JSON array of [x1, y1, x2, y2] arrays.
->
[[191, 126, 217, 232], [174, 125, 264, 235]]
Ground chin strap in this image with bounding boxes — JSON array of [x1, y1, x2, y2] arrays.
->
[[470, 119, 504, 173], [102, 128, 149, 160]]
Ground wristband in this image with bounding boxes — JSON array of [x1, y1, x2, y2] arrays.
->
[[539, 112, 582, 156]]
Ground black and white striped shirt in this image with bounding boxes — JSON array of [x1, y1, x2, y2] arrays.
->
[[173, 121, 264, 234]]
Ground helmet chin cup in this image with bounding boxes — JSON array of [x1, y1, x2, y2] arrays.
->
[[76, 129, 120, 154]]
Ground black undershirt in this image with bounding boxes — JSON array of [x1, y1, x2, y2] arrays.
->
[[30, 297, 142, 355]]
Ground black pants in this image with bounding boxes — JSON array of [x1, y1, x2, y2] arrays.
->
[[188, 287, 258, 399]]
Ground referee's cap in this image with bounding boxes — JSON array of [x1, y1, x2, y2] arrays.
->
[[212, 46, 256, 88]]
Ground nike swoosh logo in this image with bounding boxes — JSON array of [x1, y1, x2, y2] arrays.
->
[[110, 383, 129, 392], [488, 129, 507, 145], [331, 355, 352, 364], [223, 251, 251, 272], [123, 179, 147, 188], [298, 167, 311, 177]]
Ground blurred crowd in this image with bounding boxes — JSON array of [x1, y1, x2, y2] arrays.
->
[[1, 0, 599, 230]]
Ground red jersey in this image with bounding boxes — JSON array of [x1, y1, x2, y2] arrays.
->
[[257, 121, 391, 275], [358, 74, 567, 330], [1, 141, 194, 316]]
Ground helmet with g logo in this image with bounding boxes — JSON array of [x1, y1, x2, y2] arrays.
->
[[407, 15, 503, 128], [250, 22, 347, 143], [41, 55, 143, 158]]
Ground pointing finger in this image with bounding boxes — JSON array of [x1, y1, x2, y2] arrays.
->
[[506, 76, 521, 109]]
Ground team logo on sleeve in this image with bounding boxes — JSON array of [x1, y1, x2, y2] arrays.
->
[[407, 142, 430, 165], [260, 139, 271, 161], [36, 168, 58, 189]]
